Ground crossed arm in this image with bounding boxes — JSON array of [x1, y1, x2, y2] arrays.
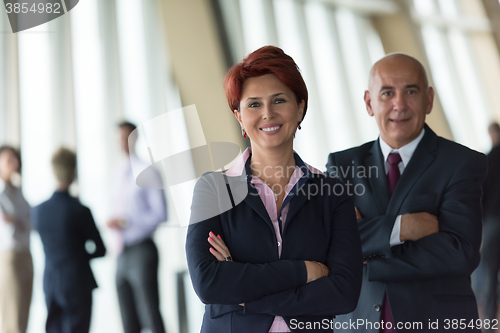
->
[[186, 175, 363, 317], [360, 156, 487, 282]]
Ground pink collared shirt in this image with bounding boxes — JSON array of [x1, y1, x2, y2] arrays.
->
[[225, 148, 323, 332]]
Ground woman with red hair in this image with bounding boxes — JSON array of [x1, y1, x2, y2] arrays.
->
[[186, 46, 362, 332]]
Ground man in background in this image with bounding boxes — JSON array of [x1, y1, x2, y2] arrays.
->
[[107, 121, 167, 333], [33, 147, 106, 333], [480, 122, 500, 324], [327, 54, 486, 332]]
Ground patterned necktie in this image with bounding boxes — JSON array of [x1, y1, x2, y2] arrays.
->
[[381, 152, 402, 333]]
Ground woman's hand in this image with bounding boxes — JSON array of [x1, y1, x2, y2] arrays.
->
[[208, 231, 233, 262], [304, 261, 329, 283]]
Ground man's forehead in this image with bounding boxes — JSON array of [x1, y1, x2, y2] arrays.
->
[[371, 63, 424, 88], [376, 68, 421, 83]]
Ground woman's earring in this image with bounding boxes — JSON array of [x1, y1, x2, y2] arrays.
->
[[242, 129, 247, 138], [298, 125, 302, 130]]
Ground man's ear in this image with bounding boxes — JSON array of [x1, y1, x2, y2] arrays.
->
[[426, 87, 434, 115], [364, 90, 374, 116]]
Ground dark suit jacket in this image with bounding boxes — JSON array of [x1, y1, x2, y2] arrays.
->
[[482, 145, 500, 220], [32, 191, 106, 299], [326, 125, 487, 332], [186, 154, 363, 333]]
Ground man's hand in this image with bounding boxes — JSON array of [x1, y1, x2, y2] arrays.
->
[[400, 212, 439, 242], [106, 218, 126, 229]]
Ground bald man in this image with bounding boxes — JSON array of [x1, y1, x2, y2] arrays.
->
[[326, 54, 487, 332]]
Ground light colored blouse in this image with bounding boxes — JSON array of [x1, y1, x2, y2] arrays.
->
[[0, 179, 31, 252], [110, 155, 167, 247]]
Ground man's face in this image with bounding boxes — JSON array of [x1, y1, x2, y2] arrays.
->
[[364, 57, 434, 149], [119, 127, 134, 155]]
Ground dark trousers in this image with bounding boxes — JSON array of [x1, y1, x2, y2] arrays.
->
[[116, 238, 166, 333], [45, 290, 92, 333]]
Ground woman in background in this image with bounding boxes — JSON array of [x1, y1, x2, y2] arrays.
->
[[186, 46, 363, 333], [0, 146, 33, 333]]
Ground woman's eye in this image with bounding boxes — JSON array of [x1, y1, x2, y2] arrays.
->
[[274, 98, 286, 104], [248, 102, 260, 108]]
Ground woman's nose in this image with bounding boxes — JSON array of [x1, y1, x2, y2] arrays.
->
[[262, 103, 274, 119]]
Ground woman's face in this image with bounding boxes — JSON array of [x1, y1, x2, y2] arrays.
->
[[0, 150, 19, 181], [234, 74, 304, 153]]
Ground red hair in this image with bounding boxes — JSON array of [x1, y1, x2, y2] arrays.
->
[[224, 46, 308, 121]]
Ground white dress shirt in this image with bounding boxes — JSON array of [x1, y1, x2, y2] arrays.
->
[[0, 179, 31, 252], [111, 155, 167, 246], [379, 128, 425, 246]]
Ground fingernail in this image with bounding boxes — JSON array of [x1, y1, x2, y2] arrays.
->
[[210, 231, 215, 236], [209, 237, 213, 241], [217, 234, 222, 239], [210, 247, 215, 251]]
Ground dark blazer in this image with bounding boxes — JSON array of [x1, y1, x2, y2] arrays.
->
[[326, 125, 487, 332], [186, 155, 363, 333], [482, 145, 500, 220], [32, 191, 106, 298]]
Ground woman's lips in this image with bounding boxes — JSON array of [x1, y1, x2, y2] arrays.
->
[[260, 124, 282, 134]]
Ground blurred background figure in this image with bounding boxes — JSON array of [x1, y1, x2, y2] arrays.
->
[[0, 146, 33, 333], [479, 122, 500, 324], [32, 147, 106, 333], [107, 121, 167, 333]]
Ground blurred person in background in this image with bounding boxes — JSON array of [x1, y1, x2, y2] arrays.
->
[[186, 46, 363, 333], [0, 145, 32, 333], [107, 121, 167, 333], [479, 122, 500, 325], [32, 147, 106, 333]]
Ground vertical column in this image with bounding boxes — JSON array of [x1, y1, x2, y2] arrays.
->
[[70, 1, 123, 331], [0, 10, 9, 144], [18, 20, 55, 205], [50, 13, 76, 149], [97, 0, 125, 188], [239, 0, 278, 53], [273, 0, 329, 168], [0, 9, 21, 146], [304, 2, 359, 151], [335, 7, 379, 143]]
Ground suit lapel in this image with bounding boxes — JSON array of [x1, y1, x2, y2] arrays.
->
[[242, 182, 275, 233], [386, 125, 438, 214], [282, 153, 314, 235], [226, 153, 276, 233], [364, 140, 390, 213], [283, 182, 309, 235]]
